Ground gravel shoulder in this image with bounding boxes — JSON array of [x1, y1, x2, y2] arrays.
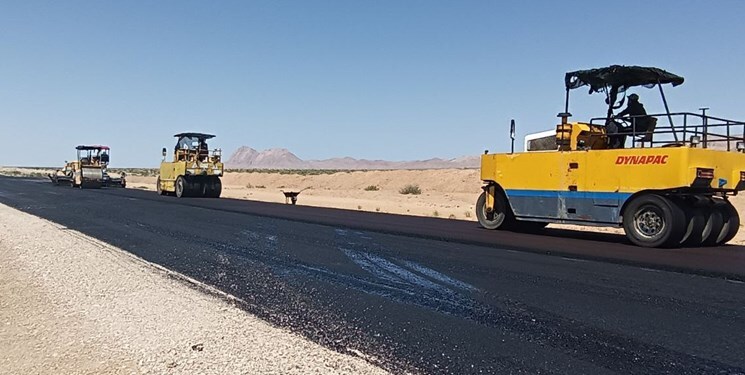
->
[[0, 203, 388, 375]]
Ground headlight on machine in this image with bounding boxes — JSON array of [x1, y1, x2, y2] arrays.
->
[[690, 135, 701, 146]]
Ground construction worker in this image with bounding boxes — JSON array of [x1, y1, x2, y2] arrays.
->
[[616, 93, 652, 133]]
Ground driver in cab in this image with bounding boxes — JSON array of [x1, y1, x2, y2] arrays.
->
[[615, 93, 652, 133]]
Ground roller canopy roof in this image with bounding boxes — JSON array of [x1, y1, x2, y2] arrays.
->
[[565, 65, 684, 94], [75, 145, 110, 150], [174, 132, 215, 139]]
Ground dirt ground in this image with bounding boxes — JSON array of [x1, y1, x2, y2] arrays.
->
[[128, 169, 479, 220], [0, 203, 388, 375]]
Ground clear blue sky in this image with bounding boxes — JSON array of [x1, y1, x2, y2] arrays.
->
[[2, 0, 744, 167]]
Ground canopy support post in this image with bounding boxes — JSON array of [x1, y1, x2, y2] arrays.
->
[[606, 85, 618, 125], [658, 82, 678, 142], [700, 107, 709, 148]]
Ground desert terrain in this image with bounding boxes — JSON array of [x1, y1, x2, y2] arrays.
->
[[4, 166, 744, 245], [129, 169, 480, 220]]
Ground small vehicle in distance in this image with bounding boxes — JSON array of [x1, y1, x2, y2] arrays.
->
[[49, 145, 126, 188]]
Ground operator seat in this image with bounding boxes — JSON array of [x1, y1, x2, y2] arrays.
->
[[606, 120, 627, 149], [198, 142, 209, 162], [633, 117, 658, 147]]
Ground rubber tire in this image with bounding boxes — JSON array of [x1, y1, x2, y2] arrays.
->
[[674, 198, 706, 247], [701, 201, 725, 246], [623, 194, 686, 248], [211, 177, 222, 198], [476, 190, 513, 230], [175, 176, 187, 198], [198, 179, 208, 197], [156, 177, 165, 195], [715, 200, 740, 246]]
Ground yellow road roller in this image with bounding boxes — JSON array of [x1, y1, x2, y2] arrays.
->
[[477, 65, 745, 248], [48, 145, 121, 189], [156, 132, 223, 198]]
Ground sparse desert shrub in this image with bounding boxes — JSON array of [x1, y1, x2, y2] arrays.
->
[[255, 185, 266, 189], [246, 183, 254, 188], [399, 184, 422, 195], [357, 205, 362, 210], [464, 211, 472, 218], [375, 207, 380, 212], [1, 169, 56, 178], [112, 168, 159, 177], [448, 214, 456, 219], [432, 210, 439, 217], [364, 185, 379, 191]]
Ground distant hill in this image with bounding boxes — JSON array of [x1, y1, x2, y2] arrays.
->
[[226, 146, 480, 170]]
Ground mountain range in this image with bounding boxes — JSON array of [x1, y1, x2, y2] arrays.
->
[[225, 146, 480, 170]]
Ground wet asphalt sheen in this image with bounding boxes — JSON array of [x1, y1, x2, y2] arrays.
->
[[1, 177, 744, 374]]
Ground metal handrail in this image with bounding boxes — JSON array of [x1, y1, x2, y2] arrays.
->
[[588, 112, 745, 150]]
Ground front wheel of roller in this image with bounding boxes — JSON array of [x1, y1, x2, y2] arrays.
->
[[176, 176, 187, 198], [156, 177, 166, 196], [475, 190, 513, 230]]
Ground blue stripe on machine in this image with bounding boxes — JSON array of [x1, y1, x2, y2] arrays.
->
[[505, 189, 632, 201]]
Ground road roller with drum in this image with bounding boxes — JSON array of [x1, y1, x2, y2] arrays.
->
[[156, 132, 223, 198], [477, 65, 745, 248], [49, 145, 125, 188]]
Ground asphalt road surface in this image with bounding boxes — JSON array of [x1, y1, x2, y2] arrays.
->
[[2, 176, 744, 374]]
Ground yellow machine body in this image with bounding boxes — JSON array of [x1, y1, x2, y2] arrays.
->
[[158, 159, 224, 191], [50, 146, 111, 188], [157, 133, 224, 198], [478, 65, 745, 247], [480, 122, 745, 225]]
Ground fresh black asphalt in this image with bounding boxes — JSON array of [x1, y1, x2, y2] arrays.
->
[[1, 176, 744, 374]]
